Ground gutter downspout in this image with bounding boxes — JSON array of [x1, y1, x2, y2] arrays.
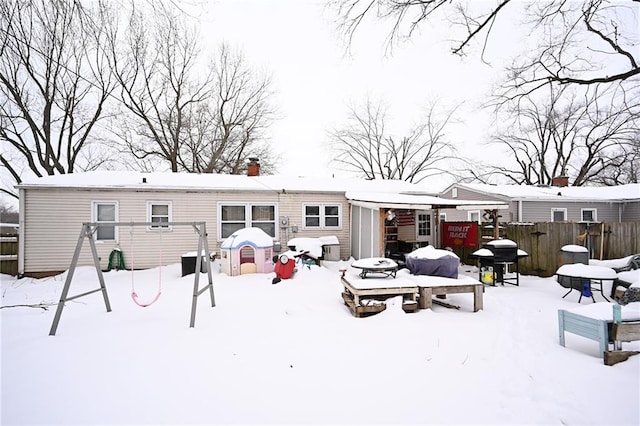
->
[[518, 200, 523, 223], [18, 188, 25, 277]]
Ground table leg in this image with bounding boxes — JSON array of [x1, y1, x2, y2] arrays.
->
[[473, 284, 483, 312], [419, 287, 433, 310]]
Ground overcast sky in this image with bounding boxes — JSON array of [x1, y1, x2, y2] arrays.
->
[[200, 0, 520, 187]]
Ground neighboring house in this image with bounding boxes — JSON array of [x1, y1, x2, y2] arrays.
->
[[16, 169, 505, 277], [438, 179, 640, 224]]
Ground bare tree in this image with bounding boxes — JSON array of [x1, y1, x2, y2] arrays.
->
[[330, 0, 640, 93], [328, 98, 458, 182], [0, 0, 117, 199], [108, 3, 277, 174], [471, 85, 640, 186], [107, 2, 212, 172], [184, 44, 277, 174]]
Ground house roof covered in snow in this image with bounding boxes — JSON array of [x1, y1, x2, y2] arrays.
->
[[443, 182, 640, 202], [16, 171, 431, 195]]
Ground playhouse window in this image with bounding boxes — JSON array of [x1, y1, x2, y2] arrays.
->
[[219, 203, 277, 238], [303, 204, 341, 229], [147, 201, 172, 229], [92, 201, 118, 241]]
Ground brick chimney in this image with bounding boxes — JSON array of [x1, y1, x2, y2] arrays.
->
[[247, 157, 260, 176], [551, 175, 569, 187]]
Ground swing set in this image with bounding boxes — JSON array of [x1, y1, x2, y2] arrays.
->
[[49, 221, 216, 336]]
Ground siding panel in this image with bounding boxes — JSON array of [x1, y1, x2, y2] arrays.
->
[[23, 188, 351, 275]]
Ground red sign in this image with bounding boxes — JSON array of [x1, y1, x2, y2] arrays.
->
[[441, 222, 478, 248]]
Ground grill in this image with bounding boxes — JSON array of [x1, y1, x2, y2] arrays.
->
[[472, 239, 527, 286]]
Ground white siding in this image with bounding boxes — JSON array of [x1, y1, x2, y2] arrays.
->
[[23, 188, 351, 275]]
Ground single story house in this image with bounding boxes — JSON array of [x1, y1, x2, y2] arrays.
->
[[438, 180, 640, 224], [16, 169, 506, 277]]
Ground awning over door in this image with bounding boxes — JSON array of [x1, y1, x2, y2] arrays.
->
[[345, 191, 508, 210]]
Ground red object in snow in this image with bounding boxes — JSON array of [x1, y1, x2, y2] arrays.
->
[[274, 255, 295, 280]]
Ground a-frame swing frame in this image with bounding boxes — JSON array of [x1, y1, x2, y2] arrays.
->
[[49, 221, 216, 336]]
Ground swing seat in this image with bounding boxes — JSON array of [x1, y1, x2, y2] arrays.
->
[[131, 291, 162, 308]]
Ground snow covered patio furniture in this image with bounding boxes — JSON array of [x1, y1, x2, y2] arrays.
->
[[340, 268, 418, 317], [339, 267, 484, 317], [556, 264, 617, 303], [557, 302, 640, 364], [395, 269, 484, 312], [405, 246, 460, 279], [351, 257, 399, 279]]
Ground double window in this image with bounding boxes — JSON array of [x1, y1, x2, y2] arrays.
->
[[219, 203, 276, 238], [92, 201, 118, 241], [303, 204, 341, 229]]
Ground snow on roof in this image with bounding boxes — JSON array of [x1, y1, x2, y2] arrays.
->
[[454, 183, 640, 202], [16, 170, 424, 194], [220, 227, 273, 249]]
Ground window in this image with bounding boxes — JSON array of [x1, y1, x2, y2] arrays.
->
[[303, 204, 341, 229], [551, 208, 567, 222], [581, 208, 597, 222], [416, 211, 431, 240], [439, 213, 447, 222], [92, 201, 118, 241], [219, 203, 276, 239], [147, 201, 172, 229], [452, 188, 458, 198], [251, 205, 276, 236], [468, 211, 481, 223]]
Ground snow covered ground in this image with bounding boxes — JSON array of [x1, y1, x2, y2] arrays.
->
[[2, 259, 639, 425]]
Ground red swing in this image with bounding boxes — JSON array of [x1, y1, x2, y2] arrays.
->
[[129, 226, 162, 308]]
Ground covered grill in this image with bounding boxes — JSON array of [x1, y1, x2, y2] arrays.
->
[[471, 239, 528, 286]]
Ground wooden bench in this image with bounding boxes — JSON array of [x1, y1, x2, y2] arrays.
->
[[558, 302, 640, 363]]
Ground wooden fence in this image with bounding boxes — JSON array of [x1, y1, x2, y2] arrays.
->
[[451, 222, 639, 277], [1, 234, 18, 276]]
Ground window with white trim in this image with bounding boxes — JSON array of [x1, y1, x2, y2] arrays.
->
[[439, 213, 447, 222], [92, 201, 118, 241], [468, 210, 481, 223], [219, 203, 276, 239], [581, 208, 597, 222], [551, 208, 567, 222], [147, 201, 172, 229], [303, 204, 341, 229], [452, 188, 458, 198], [416, 211, 431, 240]]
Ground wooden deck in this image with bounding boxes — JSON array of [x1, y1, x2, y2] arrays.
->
[[340, 269, 483, 317]]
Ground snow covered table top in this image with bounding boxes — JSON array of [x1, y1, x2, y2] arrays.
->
[[556, 264, 618, 280], [351, 258, 399, 279]]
